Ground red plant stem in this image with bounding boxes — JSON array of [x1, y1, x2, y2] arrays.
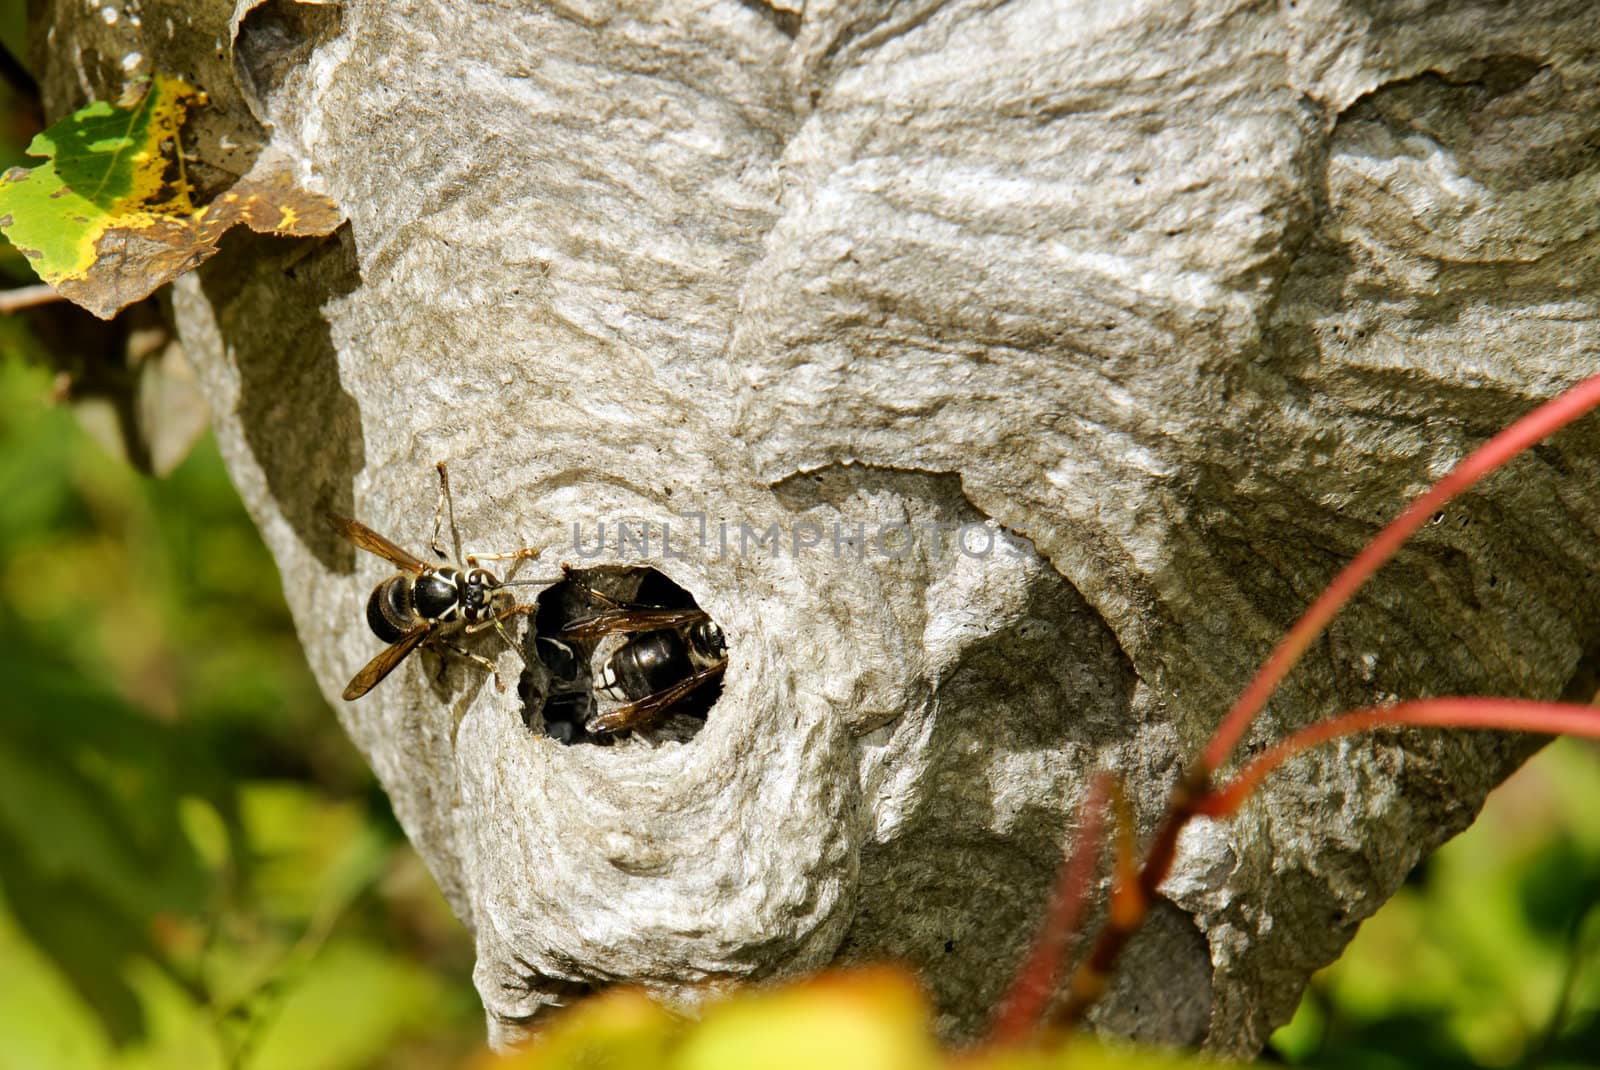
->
[[1196, 698, 1600, 818], [1047, 697, 1600, 1030], [1038, 375, 1600, 1037], [1107, 781, 1141, 929], [1202, 374, 1600, 775], [1048, 770, 1204, 1030], [987, 772, 1113, 1047]]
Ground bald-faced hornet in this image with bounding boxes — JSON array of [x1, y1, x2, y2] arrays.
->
[[557, 610, 727, 735], [329, 464, 553, 700], [538, 569, 728, 737]]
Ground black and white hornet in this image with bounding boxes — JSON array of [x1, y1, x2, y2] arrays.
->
[[329, 463, 554, 700]]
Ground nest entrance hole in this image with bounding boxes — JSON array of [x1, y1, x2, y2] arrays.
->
[[520, 566, 724, 746]]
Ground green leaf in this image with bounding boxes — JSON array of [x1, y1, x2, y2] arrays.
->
[[0, 77, 341, 319], [0, 76, 198, 290], [0, 884, 113, 1070], [245, 940, 456, 1070]]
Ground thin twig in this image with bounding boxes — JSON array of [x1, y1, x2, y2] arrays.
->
[[0, 283, 65, 313]]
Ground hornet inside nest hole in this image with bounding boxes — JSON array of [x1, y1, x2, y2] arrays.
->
[[521, 567, 727, 746]]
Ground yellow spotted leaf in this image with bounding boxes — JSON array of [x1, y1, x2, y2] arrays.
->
[[0, 75, 342, 319], [475, 968, 1247, 1070], [476, 988, 682, 1070], [674, 967, 941, 1070]]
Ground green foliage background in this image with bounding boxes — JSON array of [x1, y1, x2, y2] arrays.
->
[[0, 352, 488, 1068], [0, 9, 1596, 1065], [0, 12, 483, 1062], [1272, 736, 1600, 1070]]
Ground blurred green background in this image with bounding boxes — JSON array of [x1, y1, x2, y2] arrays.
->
[[0, 346, 488, 1070], [0, 9, 486, 1063], [1271, 737, 1600, 1069], [0, 10, 1596, 1068]]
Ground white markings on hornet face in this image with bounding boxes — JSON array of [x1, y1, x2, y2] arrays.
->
[[599, 662, 624, 702]]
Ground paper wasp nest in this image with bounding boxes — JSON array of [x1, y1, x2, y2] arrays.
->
[[78, 0, 1600, 1053]]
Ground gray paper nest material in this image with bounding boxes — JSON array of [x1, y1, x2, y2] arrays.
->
[[78, 0, 1600, 1053]]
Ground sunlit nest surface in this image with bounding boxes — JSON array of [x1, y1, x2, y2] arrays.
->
[[519, 566, 725, 746]]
